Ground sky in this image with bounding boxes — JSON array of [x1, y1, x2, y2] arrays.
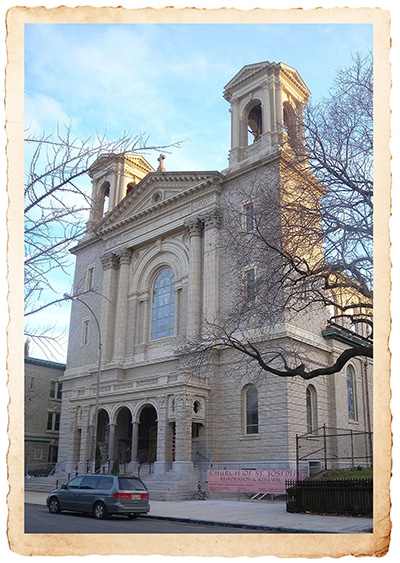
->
[[23, 20, 374, 362], [24, 23, 373, 173]]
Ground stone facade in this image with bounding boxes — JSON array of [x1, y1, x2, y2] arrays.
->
[[58, 61, 373, 496]]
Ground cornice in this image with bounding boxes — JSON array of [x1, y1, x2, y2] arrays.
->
[[223, 60, 310, 102]]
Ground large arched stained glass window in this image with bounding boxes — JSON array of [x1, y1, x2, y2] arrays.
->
[[151, 269, 175, 340]]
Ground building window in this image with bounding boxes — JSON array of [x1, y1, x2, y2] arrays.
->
[[151, 269, 175, 340], [306, 385, 317, 433], [47, 412, 61, 432], [86, 266, 95, 291], [48, 445, 58, 463], [82, 319, 90, 345], [245, 269, 256, 302], [50, 381, 62, 400], [34, 448, 43, 461], [244, 202, 255, 232], [245, 385, 259, 434], [347, 365, 357, 421]]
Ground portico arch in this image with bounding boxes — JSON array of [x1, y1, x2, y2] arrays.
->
[[96, 409, 110, 462], [115, 406, 133, 464], [137, 404, 158, 464]]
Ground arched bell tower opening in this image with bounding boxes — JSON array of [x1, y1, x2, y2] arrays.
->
[[246, 101, 263, 144], [138, 405, 158, 464], [99, 182, 110, 217]]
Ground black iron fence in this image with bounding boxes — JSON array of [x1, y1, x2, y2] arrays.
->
[[286, 479, 373, 516]]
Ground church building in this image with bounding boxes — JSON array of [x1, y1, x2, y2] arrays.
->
[[57, 62, 373, 499]]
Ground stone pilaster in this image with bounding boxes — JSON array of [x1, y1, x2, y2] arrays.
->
[[100, 252, 119, 363], [174, 392, 194, 463], [202, 209, 221, 325], [185, 218, 203, 337], [112, 247, 133, 361]]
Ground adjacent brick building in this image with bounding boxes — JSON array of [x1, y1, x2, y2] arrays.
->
[[24, 350, 65, 476]]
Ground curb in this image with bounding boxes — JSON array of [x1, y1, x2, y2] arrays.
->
[[141, 513, 329, 534]]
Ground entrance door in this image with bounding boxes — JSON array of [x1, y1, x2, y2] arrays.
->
[[138, 405, 157, 463]]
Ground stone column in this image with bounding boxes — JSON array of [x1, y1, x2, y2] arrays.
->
[[202, 209, 221, 326], [230, 96, 240, 149], [112, 247, 133, 361], [108, 423, 116, 462], [100, 252, 119, 363], [153, 395, 169, 473], [185, 218, 203, 338], [263, 81, 272, 134], [131, 421, 138, 464]]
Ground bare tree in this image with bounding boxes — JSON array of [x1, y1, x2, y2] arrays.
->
[[178, 52, 373, 380], [24, 124, 180, 355]]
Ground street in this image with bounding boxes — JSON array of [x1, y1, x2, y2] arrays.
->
[[24, 503, 275, 534]]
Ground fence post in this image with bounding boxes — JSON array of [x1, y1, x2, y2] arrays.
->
[[350, 429, 354, 467], [296, 434, 299, 479], [323, 424, 327, 470]]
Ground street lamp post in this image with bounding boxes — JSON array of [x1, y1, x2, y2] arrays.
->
[[64, 294, 102, 473]]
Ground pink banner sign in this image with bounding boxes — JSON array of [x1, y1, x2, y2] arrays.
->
[[206, 469, 297, 494]]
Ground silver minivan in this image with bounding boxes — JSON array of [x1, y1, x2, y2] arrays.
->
[[46, 474, 150, 519]]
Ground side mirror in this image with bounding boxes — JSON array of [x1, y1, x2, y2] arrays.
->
[[61, 484, 67, 489]]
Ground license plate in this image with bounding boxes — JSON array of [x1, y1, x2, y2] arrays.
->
[[132, 493, 140, 499]]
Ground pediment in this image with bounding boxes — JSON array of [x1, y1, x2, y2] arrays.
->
[[95, 171, 221, 233], [223, 60, 309, 101]]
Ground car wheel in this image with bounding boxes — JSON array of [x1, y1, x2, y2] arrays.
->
[[127, 514, 139, 519], [48, 497, 61, 514], [93, 501, 107, 520]]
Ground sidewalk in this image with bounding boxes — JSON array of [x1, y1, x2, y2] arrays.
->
[[25, 491, 373, 534]]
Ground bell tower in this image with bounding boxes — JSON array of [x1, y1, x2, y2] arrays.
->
[[223, 61, 310, 171], [86, 153, 155, 231]]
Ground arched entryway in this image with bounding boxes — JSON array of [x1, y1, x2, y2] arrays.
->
[[138, 405, 158, 464], [115, 407, 133, 464], [96, 409, 110, 467]]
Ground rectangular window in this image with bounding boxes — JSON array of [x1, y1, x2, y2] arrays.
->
[[245, 269, 256, 302], [86, 266, 95, 291], [244, 202, 255, 232], [50, 381, 62, 399], [34, 448, 43, 461], [55, 413, 60, 431], [82, 319, 90, 345], [47, 412, 53, 431]]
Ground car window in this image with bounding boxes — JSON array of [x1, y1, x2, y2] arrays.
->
[[118, 477, 145, 491], [80, 476, 100, 489], [97, 476, 114, 490], [66, 476, 84, 489]]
